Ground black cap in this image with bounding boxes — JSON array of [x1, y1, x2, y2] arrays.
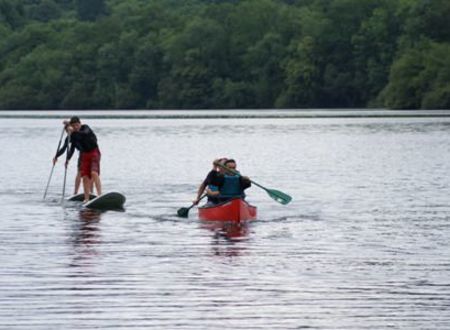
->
[[69, 116, 80, 124]]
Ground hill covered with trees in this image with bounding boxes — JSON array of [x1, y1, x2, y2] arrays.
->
[[0, 0, 449, 109]]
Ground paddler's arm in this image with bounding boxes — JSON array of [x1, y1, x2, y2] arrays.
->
[[206, 186, 220, 196], [53, 137, 68, 164], [194, 182, 207, 205], [240, 176, 251, 190], [66, 142, 76, 162], [64, 127, 76, 167]]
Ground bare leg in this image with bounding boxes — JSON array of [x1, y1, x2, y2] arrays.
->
[[74, 171, 81, 194], [82, 176, 92, 203], [91, 171, 102, 196]]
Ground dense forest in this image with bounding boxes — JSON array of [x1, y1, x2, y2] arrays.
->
[[0, 0, 449, 110]]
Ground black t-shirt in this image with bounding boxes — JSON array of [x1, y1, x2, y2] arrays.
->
[[202, 170, 224, 187], [68, 124, 98, 159]]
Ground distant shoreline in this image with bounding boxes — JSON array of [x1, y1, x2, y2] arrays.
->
[[1, 109, 450, 119]]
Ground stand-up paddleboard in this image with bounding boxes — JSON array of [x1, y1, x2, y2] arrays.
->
[[67, 193, 97, 202], [83, 192, 126, 211]]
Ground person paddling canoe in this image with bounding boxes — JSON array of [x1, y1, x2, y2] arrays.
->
[[194, 158, 227, 205], [216, 159, 251, 203], [66, 116, 102, 203]]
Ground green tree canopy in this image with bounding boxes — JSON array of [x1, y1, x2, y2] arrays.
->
[[0, 0, 448, 109]]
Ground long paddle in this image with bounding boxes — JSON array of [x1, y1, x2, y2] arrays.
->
[[61, 133, 70, 203], [43, 126, 66, 199], [214, 161, 292, 205], [177, 194, 207, 218]]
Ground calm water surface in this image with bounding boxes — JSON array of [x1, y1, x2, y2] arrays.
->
[[1, 113, 450, 329]]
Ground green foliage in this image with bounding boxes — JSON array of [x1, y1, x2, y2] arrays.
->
[[402, 0, 450, 43], [76, 0, 107, 21], [26, 0, 62, 22], [277, 36, 320, 108], [0, 0, 449, 109], [382, 41, 450, 109], [352, 1, 401, 105], [0, 0, 26, 29]]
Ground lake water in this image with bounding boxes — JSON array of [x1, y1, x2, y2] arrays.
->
[[1, 111, 450, 329]]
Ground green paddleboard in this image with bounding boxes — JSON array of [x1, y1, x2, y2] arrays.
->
[[67, 193, 97, 202], [83, 192, 126, 211]]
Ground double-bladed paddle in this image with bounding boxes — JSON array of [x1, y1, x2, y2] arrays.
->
[[214, 161, 292, 205], [177, 194, 207, 218]]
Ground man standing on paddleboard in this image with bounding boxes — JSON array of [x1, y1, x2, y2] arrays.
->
[[66, 116, 102, 203]]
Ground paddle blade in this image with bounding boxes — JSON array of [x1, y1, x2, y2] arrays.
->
[[267, 189, 292, 205], [177, 207, 190, 218]]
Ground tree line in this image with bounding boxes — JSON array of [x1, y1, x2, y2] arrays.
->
[[0, 0, 449, 110]]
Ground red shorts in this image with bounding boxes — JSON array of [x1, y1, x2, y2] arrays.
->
[[80, 148, 101, 178]]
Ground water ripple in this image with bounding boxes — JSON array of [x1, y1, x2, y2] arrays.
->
[[1, 116, 450, 329]]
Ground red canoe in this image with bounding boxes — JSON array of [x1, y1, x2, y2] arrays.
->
[[198, 197, 257, 222]]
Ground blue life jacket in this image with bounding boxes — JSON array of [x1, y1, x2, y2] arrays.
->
[[208, 184, 219, 192], [206, 184, 220, 204], [219, 175, 241, 197]]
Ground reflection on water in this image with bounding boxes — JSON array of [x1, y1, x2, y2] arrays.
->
[[202, 221, 250, 258], [201, 220, 250, 241], [69, 209, 102, 268], [78, 208, 103, 222]]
